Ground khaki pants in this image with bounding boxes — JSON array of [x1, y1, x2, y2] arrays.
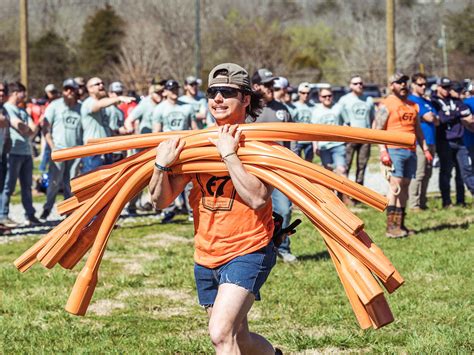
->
[[408, 144, 435, 209]]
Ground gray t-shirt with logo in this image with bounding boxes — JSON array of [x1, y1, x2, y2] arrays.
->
[[81, 96, 111, 142], [312, 103, 345, 150], [3, 102, 32, 155], [44, 98, 82, 150], [179, 94, 207, 129], [129, 96, 157, 134], [292, 101, 315, 144], [338, 92, 374, 129], [152, 100, 196, 132], [255, 100, 292, 148]]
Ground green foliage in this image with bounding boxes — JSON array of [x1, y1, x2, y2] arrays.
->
[[285, 24, 340, 82], [203, 9, 341, 83], [29, 31, 73, 97], [447, 6, 474, 55], [78, 4, 125, 76]]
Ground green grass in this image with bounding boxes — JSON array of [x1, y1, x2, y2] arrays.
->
[[1, 198, 473, 353]]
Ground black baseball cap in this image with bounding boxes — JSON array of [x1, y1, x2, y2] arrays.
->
[[164, 80, 180, 91], [63, 78, 79, 90], [251, 68, 276, 85], [438, 77, 452, 88]]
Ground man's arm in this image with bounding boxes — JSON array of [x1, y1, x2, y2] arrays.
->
[[421, 111, 439, 126], [373, 105, 392, 165], [149, 138, 190, 209], [91, 96, 135, 113], [0, 110, 8, 128], [42, 119, 55, 150], [209, 124, 273, 210]]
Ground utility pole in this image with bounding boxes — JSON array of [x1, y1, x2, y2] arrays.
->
[[195, 0, 201, 79], [20, 0, 29, 91], [386, 0, 396, 85], [441, 24, 448, 77]]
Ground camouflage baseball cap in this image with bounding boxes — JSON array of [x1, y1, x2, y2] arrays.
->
[[208, 63, 251, 91], [389, 72, 409, 84]]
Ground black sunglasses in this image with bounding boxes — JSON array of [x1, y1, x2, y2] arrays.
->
[[351, 82, 363, 86], [415, 82, 427, 87], [207, 86, 244, 99], [90, 82, 104, 87], [320, 94, 333, 99]]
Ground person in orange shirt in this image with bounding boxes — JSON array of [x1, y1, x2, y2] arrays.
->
[[374, 72, 432, 238], [149, 63, 279, 354]]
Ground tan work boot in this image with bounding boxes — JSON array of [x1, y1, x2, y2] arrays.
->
[[386, 210, 407, 238]]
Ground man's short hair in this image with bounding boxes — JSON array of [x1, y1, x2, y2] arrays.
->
[[411, 73, 427, 83], [8, 82, 26, 93], [318, 87, 332, 95], [349, 74, 362, 82]]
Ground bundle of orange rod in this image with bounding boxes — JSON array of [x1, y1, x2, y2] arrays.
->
[[14, 122, 414, 330]]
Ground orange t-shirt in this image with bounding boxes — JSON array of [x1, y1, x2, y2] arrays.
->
[[189, 173, 274, 268], [382, 95, 419, 151]]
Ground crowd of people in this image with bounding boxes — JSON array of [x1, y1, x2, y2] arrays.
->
[[0, 69, 473, 248]]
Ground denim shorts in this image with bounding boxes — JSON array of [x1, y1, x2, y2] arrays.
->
[[388, 148, 417, 178], [320, 144, 346, 169], [194, 241, 277, 307]]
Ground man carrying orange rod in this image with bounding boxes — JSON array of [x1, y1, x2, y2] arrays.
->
[[374, 72, 432, 238], [149, 63, 280, 354]]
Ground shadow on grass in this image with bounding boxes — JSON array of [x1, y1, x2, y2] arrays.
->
[[416, 220, 471, 234], [6, 220, 61, 236], [296, 250, 330, 262]]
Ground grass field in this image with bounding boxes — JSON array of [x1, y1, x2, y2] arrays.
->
[[1, 197, 473, 353]]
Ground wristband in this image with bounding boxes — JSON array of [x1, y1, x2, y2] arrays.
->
[[221, 152, 237, 161], [154, 162, 172, 172]]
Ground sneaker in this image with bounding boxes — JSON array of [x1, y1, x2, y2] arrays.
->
[[277, 250, 298, 263], [126, 207, 138, 216], [25, 216, 42, 226], [40, 209, 50, 221], [161, 211, 176, 224], [188, 214, 194, 222], [0, 217, 18, 228], [137, 202, 153, 212]]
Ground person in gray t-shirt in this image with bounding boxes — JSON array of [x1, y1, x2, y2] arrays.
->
[[40, 79, 84, 220], [292, 82, 315, 162], [80, 77, 135, 173], [153, 80, 197, 224], [338, 75, 375, 187], [0, 82, 41, 226], [179, 76, 208, 129]]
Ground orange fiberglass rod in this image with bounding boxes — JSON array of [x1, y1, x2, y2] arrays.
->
[[15, 124, 411, 329]]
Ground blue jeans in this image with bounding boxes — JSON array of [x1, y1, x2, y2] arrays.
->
[[43, 160, 74, 212], [81, 154, 113, 174], [271, 188, 292, 253], [437, 140, 474, 205], [39, 143, 51, 173], [293, 142, 314, 162], [320, 144, 347, 170], [0, 152, 7, 195], [194, 241, 277, 306], [0, 154, 35, 219], [387, 148, 417, 179]]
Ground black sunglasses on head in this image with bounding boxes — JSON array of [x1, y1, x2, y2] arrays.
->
[[207, 86, 244, 99]]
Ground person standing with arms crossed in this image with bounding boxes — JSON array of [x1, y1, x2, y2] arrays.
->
[[150, 63, 279, 354], [407, 73, 439, 211], [338, 75, 375, 189]]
